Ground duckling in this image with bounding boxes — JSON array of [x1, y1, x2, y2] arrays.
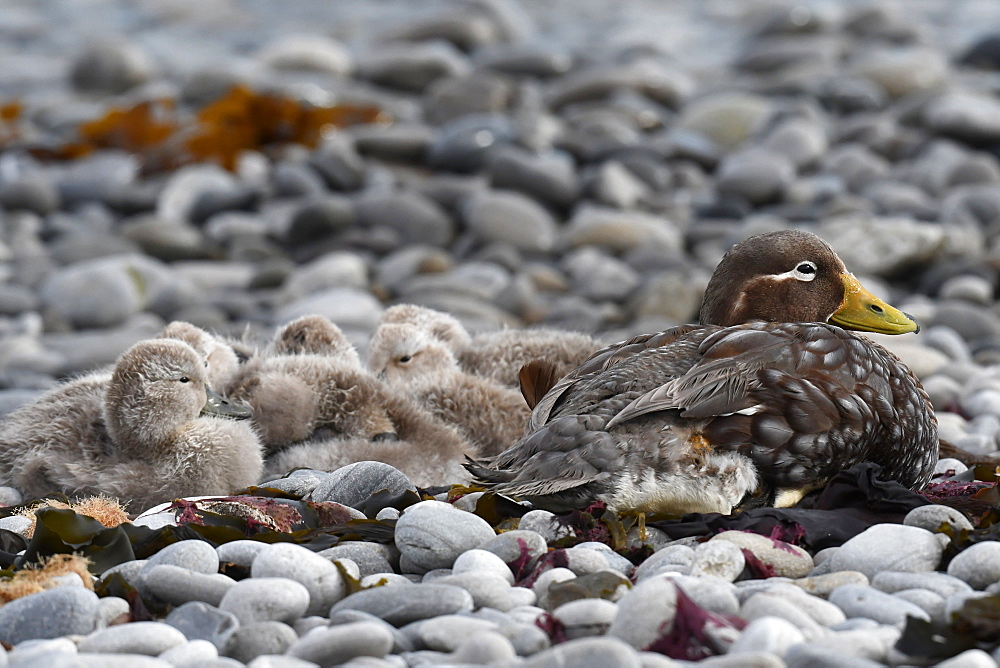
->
[[271, 314, 362, 365], [0, 339, 263, 513], [369, 323, 530, 457], [227, 317, 397, 454], [159, 321, 243, 394], [467, 230, 938, 515], [263, 388, 478, 487], [380, 304, 603, 387]]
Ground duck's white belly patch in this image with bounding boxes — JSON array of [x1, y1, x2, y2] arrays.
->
[[607, 449, 759, 515]]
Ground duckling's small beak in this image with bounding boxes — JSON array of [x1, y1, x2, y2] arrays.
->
[[202, 388, 253, 420], [830, 273, 919, 335]]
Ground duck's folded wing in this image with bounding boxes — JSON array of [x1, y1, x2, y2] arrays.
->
[[604, 324, 854, 429], [530, 324, 703, 429]]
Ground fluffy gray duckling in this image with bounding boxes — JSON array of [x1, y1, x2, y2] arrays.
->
[[159, 320, 245, 394], [380, 304, 603, 387], [369, 322, 530, 457], [227, 317, 398, 455], [0, 339, 263, 513]]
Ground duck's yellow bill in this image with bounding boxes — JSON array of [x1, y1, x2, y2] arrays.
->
[[830, 273, 919, 334]]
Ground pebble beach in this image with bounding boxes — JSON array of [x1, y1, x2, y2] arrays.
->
[[4, 0, 1000, 665]]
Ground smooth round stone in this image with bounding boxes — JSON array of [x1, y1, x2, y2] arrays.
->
[[940, 649, 996, 668], [405, 613, 494, 648], [275, 287, 383, 331], [309, 137, 366, 191], [532, 568, 576, 601], [352, 123, 435, 163], [287, 621, 393, 665], [562, 206, 682, 253], [70, 39, 152, 93], [224, 621, 297, 664], [97, 596, 130, 628], [356, 192, 455, 247], [217, 541, 269, 569], [757, 583, 845, 626], [607, 576, 678, 650], [318, 544, 394, 579], [514, 509, 571, 542], [793, 571, 869, 598], [871, 571, 973, 600], [563, 247, 640, 301], [551, 599, 618, 640], [690, 539, 746, 582], [671, 576, 739, 616], [329, 583, 473, 627], [0, 587, 100, 645], [589, 160, 649, 209], [728, 616, 805, 657], [0, 175, 60, 215], [452, 549, 515, 585], [479, 530, 547, 578], [763, 117, 828, 169], [523, 636, 642, 668], [0, 515, 32, 535], [164, 602, 241, 650], [218, 577, 311, 625], [829, 584, 930, 625], [307, 461, 416, 510], [280, 251, 369, 298], [822, 144, 890, 193], [716, 148, 796, 204], [740, 592, 826, 640], [259, 469, 331, 497], [904, 505, 974, 534], [78, 622, 185, 656], [925, 93, 1000, 144], [785, 643, 882, 668], [39, 257, 146, 329], [460, 189, 558, 253], [486, 147, 579, 209], [145, 539, 220, 575], [432, 572, 516, 611], [158, 639, 219, 665], [893, 588, 946, 623], [284, 196, 356, 249], [427, 114, 516, 172], [450, 630, 519, 665], [356, 42, 470, 92], [272, 163, 327, 199], [143, 565, 235, 607], [252, 543, 349, 616], [329, 610, 412, 655], [394, 500, 496, 572], [939, 275, 994, 305], [947, 541, 1000, 590], [923, 377, 963, 413], [257, 34, 352, 74], [674, 92, 773, 150], [828, 524, 944, 579], [851, 46, 947, 98], [711, 530, 813, 578], [932, 457, 968, 477], [634, 545, 695, 581]]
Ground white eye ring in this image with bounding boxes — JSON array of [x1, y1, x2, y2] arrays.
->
[[792, 261, 817, 282]]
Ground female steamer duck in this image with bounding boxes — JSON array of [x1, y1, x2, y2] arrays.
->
[[467, 230, 938, 514]]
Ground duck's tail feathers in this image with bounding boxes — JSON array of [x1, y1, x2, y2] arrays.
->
[[518, 359, 561, 410], [463, 455, 517, 484]]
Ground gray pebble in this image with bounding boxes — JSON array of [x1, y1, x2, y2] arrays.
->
[[158, 639, 219, 665], [218, 577, 311, 625], [872, 570, 973, 599], [711, 530, 813, 578], [394, 500, 496, 572], [562, 206, 683, 253], [671, 575, 740, 616], [308, 461, 416, 509], [143, 565, 235, 607], [563, 247, 640, 301], [0, 515, 32, 536], [432, 572, 516, 611], [450, 630, 519, 665], [356, 42, 469, 93], [97, 596, 130, 628], [78, 622, 186, 655], [479, 530, 547, 578], [70, 39, 152, 93], [829, 584, 931, 625], [792, 571, 870, 598], [0, 586, 100, 645], [329, 583, 474, 626], [551, 598, 618, 640], [523, 636, 642, 668], [940, 649, 997, 668], [356, 192, 455, 247], [828, 524, 944, 579], [452, 548, 515, 584], [164, 602, 241, 650], [690, 539, 745, 582], [251, 543, 348, 616], [785, 642, 883, 668], [287, 621, 393, 665], [145, 538, 220, 575], [740, 591, 826, 640], [318, 544, 395, 579], [904, 505, 974, 533], [893, 588, 946, 624], [216, 540, 269, 568], [716, 148, 796, 204], [517, 509, 572, 542], [608, 575, 678, 650], [634, 544, 695, 581], [460, 189, 558, 253], [224, 621, 298, 663], [728, 616, 804, 657], [947, 541, 1000, 589], [486, 147, 579, 209], [246, 657, 321, 668]]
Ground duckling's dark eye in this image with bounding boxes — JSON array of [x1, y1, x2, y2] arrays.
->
[[179, 376, 190, 383], [399, 355, 412, 364], [792, 261, 817, 282]]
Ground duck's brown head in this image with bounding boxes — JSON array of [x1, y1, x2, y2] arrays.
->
[[698, 230, 919, 334]]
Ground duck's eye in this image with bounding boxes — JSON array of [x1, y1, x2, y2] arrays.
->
[[793, 262, 817, 281], [179, 376, 190, 383], [399, 355, 412, 364]]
